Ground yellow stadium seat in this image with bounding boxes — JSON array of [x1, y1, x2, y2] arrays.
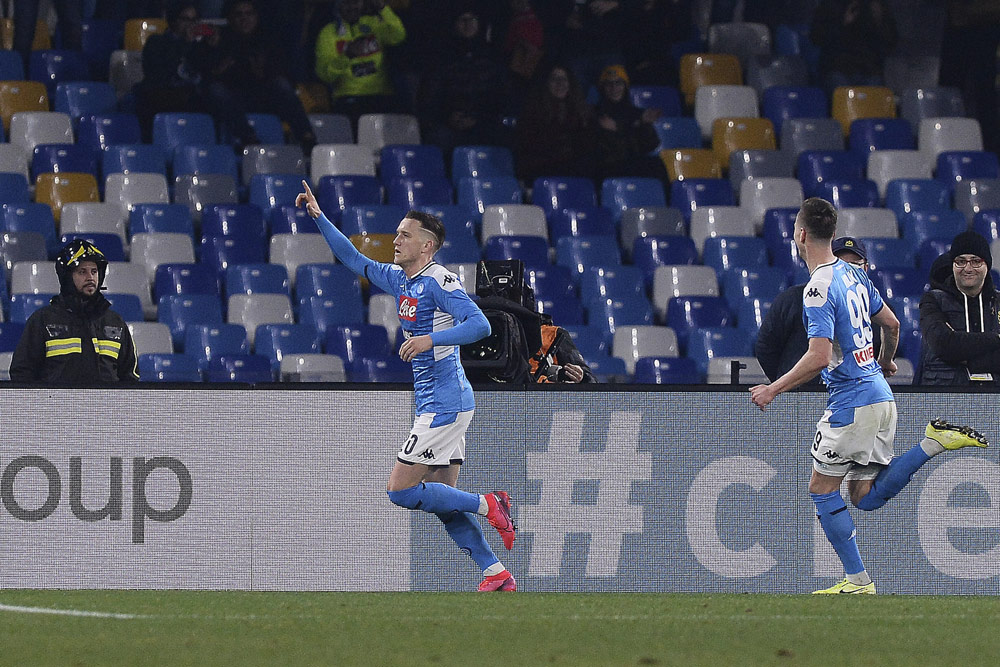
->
[[832, 86, 896, 136], [350, 232, 395, 288], [0, 80, 48, 132], [124, 18, 167, 51], [679, 53, 742, 107], [35, 173, 99, 222], [660, 149, 722, 182], [711, 117, 776, 167]]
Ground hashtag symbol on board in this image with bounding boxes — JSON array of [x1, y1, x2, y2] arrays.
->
[[520, 411, 651, 577]]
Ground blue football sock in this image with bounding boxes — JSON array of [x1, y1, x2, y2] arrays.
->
[[438, 511, 499, 571], [856, 444, 931, 511], [387, 482, 482, 514], [812, 491, 865, 576]]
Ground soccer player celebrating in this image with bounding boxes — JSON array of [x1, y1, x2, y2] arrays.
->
[[750, 197, 989, 594], [296, 181, 517, 592]]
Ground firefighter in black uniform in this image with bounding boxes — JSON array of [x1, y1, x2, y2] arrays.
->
[[10, 239, 139, 383]]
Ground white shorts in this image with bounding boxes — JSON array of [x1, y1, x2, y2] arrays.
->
[[397, 410, 474, 467], [811, 401, 897, 479]]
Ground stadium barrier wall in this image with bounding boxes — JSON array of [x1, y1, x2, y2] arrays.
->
[[0, 387, 997, 594]]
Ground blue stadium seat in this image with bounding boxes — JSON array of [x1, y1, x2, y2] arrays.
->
[[547, 207, 616, 242], [735, 296, 774, 341], [702, 236, 768, 273], [632, 356, 701, 384], [884, 179, 951, 218], [270, 204, 320, 235], [916, 237, 951, 269], [665, 296, 734, 350], [555, 236, 622, 281], [298, 294, 365, 336], [80, 18, 120, 80], [434, 223, 480, 264], [182, 323, 249, 370], [935, 151, 1000, 186], [325, 324, 391, 365], [340, 204, 408, 237], [816, 179, 880, 208], [379, 144, 446, 183], [173, 144, 239, 180], [774, 23, 821, 71], [29, 50, 91, 96], [532, 177, 597, 215], [152, 112, 217, 159], [225, 263, 290, 297], [761, 86, 827, 138], [652, 116, 701, 150], [0, 50, 25, 80], [154, 263, 219, 302], [769, 237, 810, 283], [631, 235, 698, 286], [249, 173, 306, 215], [536, 294, 584, 326], [9, 293, 55, 323], [31, 143, 98, 182], [1, 202, 58, 255], [417, 204, 477, 238], [686, 327, 753, 376], [974, 210, 1000, 244], [451, 145, 515, 184], [898, 210, 967, 246], [848, 118, 915, 160], [873, 267, 930, 300], [586, 293, 655, 336], [579, 265, 646, 304], [102, 144, 167, 178], [294, 263, 362, 302], [630, 85, 682, 116], [526, 265, 576, 301], [0, 321, 25, 352], [761, 207, 799, 253], [201, 204, 267, 243], [601, 177, 667, 222], [669, 179, 735, 221], [859, 237, 917, 270], [796, 150, 864, 196], [385, 176, 453, 208], [456, 176, 522, 214], [77, 113, 142, 158], [562, 324, 610, 361], [130, 203, 194, 238], [483, 235, 550, 266], [254, 323, 321, 373], [200, 235, 268, 277], [246, 113, 285, 144], [721, 267, 786, 311], [349, 356, 414, 383], [0, 174, 30, 204], [59, 232, 125, 262], [158, 293, 224, 347], [586, 355, 628, 382], [314, 175, 382, 222], [53, 81, 116, 123], [137, 353, 203, 382], [205, 354, 273, 383]]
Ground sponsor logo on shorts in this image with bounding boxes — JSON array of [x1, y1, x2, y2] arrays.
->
[[398, 296, 418, 321]]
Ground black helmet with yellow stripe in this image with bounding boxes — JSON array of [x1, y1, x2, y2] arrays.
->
[[55, 239, 108, 294]]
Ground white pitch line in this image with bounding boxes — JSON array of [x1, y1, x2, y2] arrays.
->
[[0, 603, 147, 619]]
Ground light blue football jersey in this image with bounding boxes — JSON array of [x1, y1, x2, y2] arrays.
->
[[803, 259, 894, 413]]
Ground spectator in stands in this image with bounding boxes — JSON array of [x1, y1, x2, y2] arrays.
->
[[514, 63, 597, 183], [591, 64, 665, 184], [13, 0, 82, 74], [9, 240, 139, 384], [529, 312, 597, 383], [756, 236, 875, 383], [417, 3, 508, 156], [134, 1, 215, 141], [810, 0, 897, 94], [620, 0, 692, 87], [205, 0, 317, 152], [315, 0, 407, 129], [918, 231, 1000, 386]]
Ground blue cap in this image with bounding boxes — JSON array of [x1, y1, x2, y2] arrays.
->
[[832, 236, 867, 262]]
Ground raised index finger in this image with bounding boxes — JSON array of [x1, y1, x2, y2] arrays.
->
[[301, 180, 314, 199]]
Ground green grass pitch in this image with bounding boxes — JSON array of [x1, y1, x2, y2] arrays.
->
[[2, 590, 999, 666]]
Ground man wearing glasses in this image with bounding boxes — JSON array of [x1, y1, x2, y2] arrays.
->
[[919, 230, 1000, 385]]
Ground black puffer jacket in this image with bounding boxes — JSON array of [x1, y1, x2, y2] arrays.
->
[[9, 293, 139, 384], [918, 254, 1000, 385]]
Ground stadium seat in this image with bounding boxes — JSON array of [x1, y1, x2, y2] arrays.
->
[[861, 237, 917, 271], [249, 173, 306, 215], [348, 356, 414, 383], [1, 202, 57, 255], [629, 85, 682, 116], [254, 323, 321, 373], [0, 231, 47, 276], [356, 113, 420, 151], [687, 327, 753, 376], [916, 237, 951, 269], [456, 176, 522, 214], [660, 148, 721, 182], [314, 174, 382, 222], [183, 323, 249, 369], [102, 144, 168, 179], [385, 176, 453, 208], [242, 144, 305, 186], [665, 296, 733, 350], [451, 145, 515, 185], [899, 86, 965, 135], [270, 204, 319, 235], [11, 259, 60, 294], [526, 264, 576, 302], [746, 54, 809, 96], [708, 21, 771, 69], [157, 293, 223, 347], [780, 118, 845, 158], [701, 236, 768, 274], [173, 174, 239, 219], [721, 267, 786, 312], [670, 178, 735, 222], [132, 232, 196, 282], [480, 204, 547, 243], [898, 209, 966, 246], [79, 18, 119, 81], [832, 86, 895, 136], [761, 86, 827, 139], [137, 353, 202, 382], [918, 117, 983, 161], [124, 18, 166, 51], [611, 325, 679, 375], [366, 292, 400, 342], [201, 235, 267, 278], [324, 323, 391, 366], [105, 261, 155, 318], [310, 143, 377, 181], [873, 267, 929, 300], [586, 293, 655, 336], [107, 49, 144, 100], [227, 293, 293, 346], [35, 173, 99, 221], [632, 356, 701, 384], [77, 112, 142, 158], [650, 264, 720, 320], [340, 204, 407, 237], [884, 179, 951, 217], [153, 263, 214, 309], [547, 207, 615, 242], [652, 116, 702, 150], [9, 292, 53, 323], [53, 81, 115, 124], [532, 177, 597, 216], [883, 54, 940, 95], [796, 150, 864, 194], [689, 205, 755, 254], [152, 112, 217, 159], [295, 263, 361, 304], [631, 235, 697, 288], [739, 177, 803, 233], [0, 50, 24, 80], [848, 118, 915, 161], [710, 117, 776, 167], [838, 208, 899, 239], [225, 263, 289, 298], [205, 354, 273, 383], [130, 203, 194, 239], [62, 201, 128, 244], [578, 265, 644, 305], [10, 112, 74, 164], [866, 150, 934, 199], [128, 321, 174, 356], [554, 235, 621, 280], [202, 203, 267, 244], [728, 149, 796, 195], [380, 144, 445, 183], [954, 178, 1000, 223], [279, 353, 346, 382], [307, 113, 353, 144], [0, 173, 30, 205], [173, 144, 238, 180], [0, 81, 48, 133], [269, 234, 336, 288], [935, 151, 1000, 186], [817, 179, 880, 209], [974, 211, 1000, 244], [679, 53, 742, 107], [105, 172, 169, 216], [619, 206, 685, 260], [483, 235, 549, 266], [694, 85, 758, 140], [600, 177, 667, 222], [0, 144, 26, 180], [298, 294, 365, 336], [245, 112, 285, 144]]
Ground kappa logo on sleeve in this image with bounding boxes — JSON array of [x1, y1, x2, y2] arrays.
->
[[398, 295, 418, 321], [803, 282, 829, 307]]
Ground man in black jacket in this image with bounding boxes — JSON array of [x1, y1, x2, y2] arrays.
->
[[10, 240, 139, 384], [918, 230, 1000, 385], [756, 236, 875, 382]]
